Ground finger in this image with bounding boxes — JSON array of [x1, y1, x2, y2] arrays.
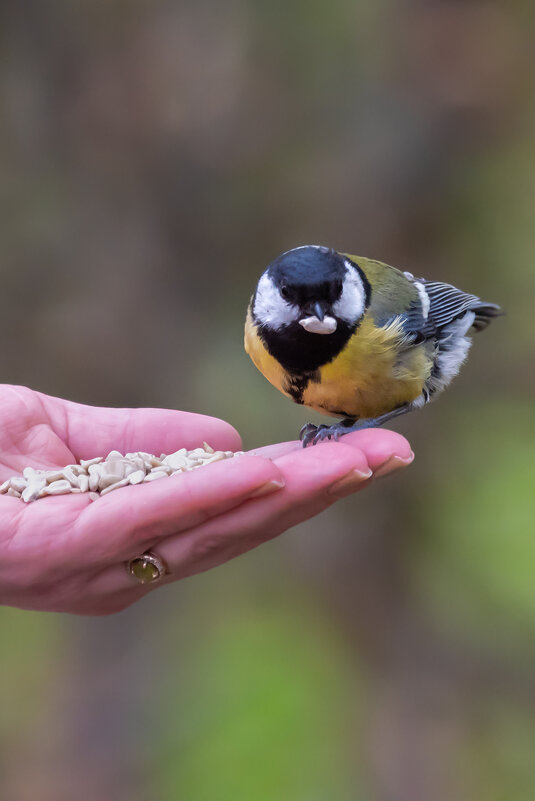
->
[[155, 438, 413, 579], [73, 454, 285, 564], [39, 392, 242, 459], [89, 440, 374, 594], [337, 428, 413, 470], [248, 427, 413, 467], [246, 440, 301, 459]]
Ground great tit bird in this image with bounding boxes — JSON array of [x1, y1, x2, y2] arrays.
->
[[244, 245, 501, 446]]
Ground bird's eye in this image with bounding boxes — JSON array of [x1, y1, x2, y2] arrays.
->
[[331, 280, 343, 299], [280, 284, 291, 301]]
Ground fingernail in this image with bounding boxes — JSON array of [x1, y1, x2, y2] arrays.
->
[[248, 478, 286, 498], [328, 467, 373, 498], [373, 452, 415, 479]]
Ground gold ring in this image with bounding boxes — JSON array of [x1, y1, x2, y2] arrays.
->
[[126, 551, 169, 584]]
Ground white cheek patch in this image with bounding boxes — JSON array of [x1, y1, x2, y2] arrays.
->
[[299, 315, 337, 335], [332, 261, 366, 324], [253, 273, 298, 329]]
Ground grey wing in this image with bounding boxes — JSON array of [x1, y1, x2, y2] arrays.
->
[[389, 275, 502, 406], [423, 280, 502, 333], [387, 274, 501, 342]]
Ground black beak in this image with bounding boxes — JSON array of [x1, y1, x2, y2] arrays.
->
[[313, 301, 325, 321]]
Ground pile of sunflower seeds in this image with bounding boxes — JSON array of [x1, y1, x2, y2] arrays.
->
[[0, 443, 241, 503]]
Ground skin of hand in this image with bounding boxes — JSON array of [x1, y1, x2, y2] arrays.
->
[[0, 385, 414, 615]]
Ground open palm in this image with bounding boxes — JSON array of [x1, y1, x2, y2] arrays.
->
[[0, 385, 413, 615]]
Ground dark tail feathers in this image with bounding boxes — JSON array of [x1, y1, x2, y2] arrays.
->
[[473, 303, 503, 332]]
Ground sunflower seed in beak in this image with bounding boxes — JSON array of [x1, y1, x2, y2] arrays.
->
[[298, 315, 337, 334]]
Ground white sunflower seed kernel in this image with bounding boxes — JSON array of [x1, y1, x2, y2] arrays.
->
[[162, 454, 187, 470], [100, 478, 130, 496], [62, 467, 80, 487], [106, 450, 124, 460], [143, 471, 168, 481], [125, 456, 145, 472], [152, 464, 172, 476], [70, 464, 88, 477], [80, 456, 103, 469], [42, 479, 74, 496], [204, 452, 226, 464], [23, 467, 44, 481], [22, 480, 46, 502], [3, 442, 237, 501], [103, 459, 126, 477], [45, 470, 65, 483], [189, 448, 207, 457], [10, 477, 28, 493], [128, 470, 145, 485], [88, 465, 101, 492], [98, 471, 124, 490]]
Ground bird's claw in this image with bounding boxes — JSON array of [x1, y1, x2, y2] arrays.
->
[[300, 423, 344, 447], [300, 423, 321, 447], [299, 423, 317, 442]]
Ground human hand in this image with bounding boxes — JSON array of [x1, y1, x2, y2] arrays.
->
[[0, 385, 413, 615]]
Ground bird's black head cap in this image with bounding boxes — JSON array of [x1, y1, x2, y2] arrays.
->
[[268, 245, 347, 288]]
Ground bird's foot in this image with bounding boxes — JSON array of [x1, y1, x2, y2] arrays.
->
[[300, 404, 413, 446], [299, 423, 332, 447], [300, 419, 358, 447]]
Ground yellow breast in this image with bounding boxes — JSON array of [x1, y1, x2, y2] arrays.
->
[[244, 308, 291, 398], [302, 315, 432, 418], [245, 308, 433, 420]]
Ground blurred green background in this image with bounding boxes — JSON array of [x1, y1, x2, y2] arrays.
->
[[1, 1, 534, 799]]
